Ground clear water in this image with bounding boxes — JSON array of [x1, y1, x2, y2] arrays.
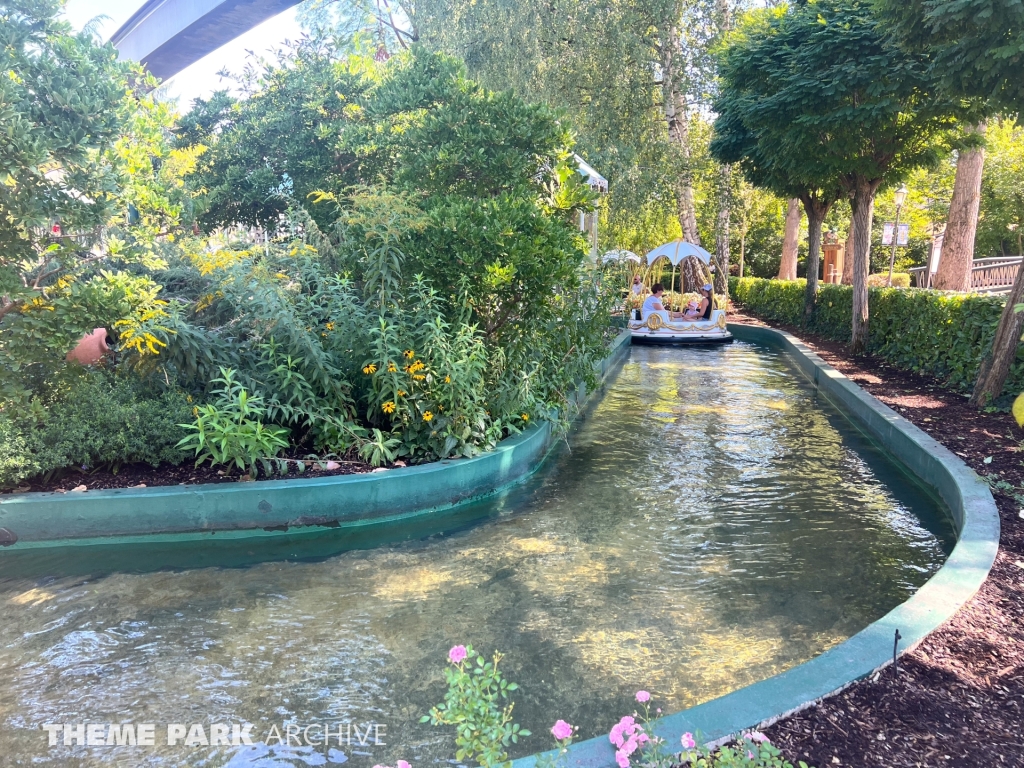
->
[[0, 342, 954, 767]]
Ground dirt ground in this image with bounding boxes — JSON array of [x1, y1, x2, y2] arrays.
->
[[2, 450, 378, 494], [730, 312, 1024, 768]]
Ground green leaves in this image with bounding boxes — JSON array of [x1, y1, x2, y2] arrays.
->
[[423, 645, 529, 768], [176, 368, 290, 477]]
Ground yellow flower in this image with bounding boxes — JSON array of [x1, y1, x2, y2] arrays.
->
[[192, 406, 199, 417], [422, 411, 434, 422], [444, 375, 451, 383], [275, 272, 289, 279], [382, 401, 396, 414], [396, 390, 407, 397], [387, 362, 397, 372], [413, 374, 426, 381], [325, 321, 335, 331], [521, 413, 529, 422], [363, 364, 377, 374], [404, 349, 415, 359]]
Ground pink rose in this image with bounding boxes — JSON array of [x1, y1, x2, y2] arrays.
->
[[551, 720, 573, 741], [397, 762, 411, 768], [635, 690, 651, 703], [609, 724, 624, 748], [637, 733, 650, 745], [448, 645, 467, 664], [745, 730, 769, 743], [615, 749, 630, 768], [681, 732, 696, 749], [623, 736, 639, 756]]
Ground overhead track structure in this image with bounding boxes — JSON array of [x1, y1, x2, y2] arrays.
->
[[111, 0, 303, 81]]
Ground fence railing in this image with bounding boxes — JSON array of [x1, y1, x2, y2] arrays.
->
[[908, 256, 1023, 291]]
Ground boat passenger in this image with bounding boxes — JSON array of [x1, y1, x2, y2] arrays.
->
[[683, 284, 714, 320], [641, 283, 685, 320], [631, 275, 645, 296]]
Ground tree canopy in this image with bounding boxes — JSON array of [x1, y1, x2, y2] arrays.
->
[[710, 0, 956, 348], [875, 0, 1024, 112]]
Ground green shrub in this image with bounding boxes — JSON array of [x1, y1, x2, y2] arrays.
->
[[0, 371, 194, 488], [177, 368, 290, 477], [0, 415, 36, 489], [729, 276, 1020, 395]]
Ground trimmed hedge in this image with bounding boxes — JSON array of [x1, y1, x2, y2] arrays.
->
[[729, 277, 1023, 396]]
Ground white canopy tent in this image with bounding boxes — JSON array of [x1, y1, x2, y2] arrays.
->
[[644, 240, 713, 266], [644, 240, 715, 295]]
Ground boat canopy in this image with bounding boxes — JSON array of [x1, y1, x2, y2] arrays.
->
[[644, 240, 713, 266]]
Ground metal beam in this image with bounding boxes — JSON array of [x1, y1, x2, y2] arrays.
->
[[110, 0, 302, 81]]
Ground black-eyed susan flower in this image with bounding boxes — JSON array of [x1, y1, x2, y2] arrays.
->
[[363, 364, 377, 375], [422, 411, 434, 422], [382, 401, 396, 414]]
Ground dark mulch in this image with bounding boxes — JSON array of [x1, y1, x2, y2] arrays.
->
[[3, 450, 380, 495], [730, 311, 1024, 768]]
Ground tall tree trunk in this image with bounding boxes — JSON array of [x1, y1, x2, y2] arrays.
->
[[850, 177, 881, 354], [739, 230, 746, 278], [934, 122, 987, 291], [661, 21, 700, 245], [715, 162, 730, 296], [970, 263, 1024, 406], [842, 231, 855, 285], [778, 198, 801, 280], [801, 197, 831, 322]]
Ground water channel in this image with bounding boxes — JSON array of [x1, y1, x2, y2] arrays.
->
[[0, 341, 954, 766]]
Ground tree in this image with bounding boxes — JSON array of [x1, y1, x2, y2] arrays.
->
[[175, 35, 372, 232], [932, 123, 987, 290], [874, 0, 1024, 115], [0, 0, 199, 386], [0, 0, 126, 321], [777, 199, 801, 280], [876, 0, 1024, 401], [711, 5, 846, 321], [716, 0, 955, 351], [977, 118, 1024, 257]]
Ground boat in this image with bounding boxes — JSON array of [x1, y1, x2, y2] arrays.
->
[[628, 240, 733, 345]]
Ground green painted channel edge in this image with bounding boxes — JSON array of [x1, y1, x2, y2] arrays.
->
[[0, 329, 632, 549], [512, 323, 1000, 768]]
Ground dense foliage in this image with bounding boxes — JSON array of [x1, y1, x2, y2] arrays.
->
[[0, 31, 616, 487], [730, 276, 1023, 398], [875, 0, 1024, 113]]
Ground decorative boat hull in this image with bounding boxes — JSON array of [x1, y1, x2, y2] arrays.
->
[[628, 310, 734, 345]]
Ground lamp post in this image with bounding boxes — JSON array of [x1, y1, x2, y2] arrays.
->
[[887, 184, 909, 287]]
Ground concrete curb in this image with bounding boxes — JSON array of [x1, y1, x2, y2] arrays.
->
[[0, 330, 632, 550], [513, 323, 1000, 768]]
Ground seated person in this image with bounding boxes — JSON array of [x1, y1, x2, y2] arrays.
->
[[641, 283, 685, 320], [683, 284, 714, 320]]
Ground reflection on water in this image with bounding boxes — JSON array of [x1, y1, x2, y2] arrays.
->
[[0, 342, 953, 766]]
